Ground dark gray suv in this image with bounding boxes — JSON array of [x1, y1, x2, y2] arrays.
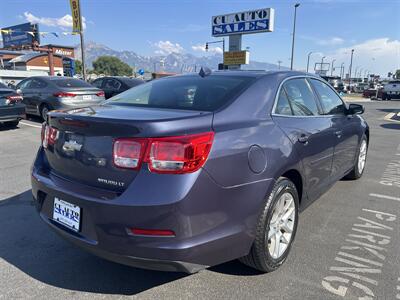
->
[[31, 70, 369, 273], [17, 76, 105, 119]]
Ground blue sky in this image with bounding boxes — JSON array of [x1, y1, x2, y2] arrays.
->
[[1, 0, 399, 76]]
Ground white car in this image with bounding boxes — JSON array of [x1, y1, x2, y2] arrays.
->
[[383, 80, 400, 100]]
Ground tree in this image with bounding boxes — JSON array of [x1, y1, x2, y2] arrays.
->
[[92, 56, 132, 76], [395, 69, 400, 79], [74, 60, 82, 75]]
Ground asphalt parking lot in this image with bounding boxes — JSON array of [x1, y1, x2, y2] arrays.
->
[[1, 101, 399, 299]]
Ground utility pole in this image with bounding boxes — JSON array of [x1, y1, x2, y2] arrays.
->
[[277, 60, 282, 70], [78, 1, 86, 81], [290, 3, 300, 70], [306, 51, 313, 73], [348, 49, 354, 90]]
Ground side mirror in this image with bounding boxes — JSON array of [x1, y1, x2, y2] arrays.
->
[[16, 89, 22, 95], [347, 103, 364, 115]]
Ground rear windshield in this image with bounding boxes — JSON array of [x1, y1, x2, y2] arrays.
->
[[51, 78, 93, 88], [0, 82, 8, 89], [105, 75, 254, 111]]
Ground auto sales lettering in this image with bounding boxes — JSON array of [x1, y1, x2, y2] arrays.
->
[[212, 8, 274, 37]]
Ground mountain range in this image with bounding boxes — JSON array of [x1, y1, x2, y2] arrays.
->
[[75, 41, 287, 73]]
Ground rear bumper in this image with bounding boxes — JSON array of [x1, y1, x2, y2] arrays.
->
[[0, 104, 25, 122], [31, 148, 273, 273]]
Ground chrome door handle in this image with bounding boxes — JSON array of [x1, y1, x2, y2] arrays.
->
[[335, 130, 343, 138], [298, 134, 309, 144]]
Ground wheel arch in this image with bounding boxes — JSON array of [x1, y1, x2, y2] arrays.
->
[[281, 169, 303, 205]]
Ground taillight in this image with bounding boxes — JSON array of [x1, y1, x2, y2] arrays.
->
[[5, 95, 23, 104], [147, 132, 214, 174], [41, 124, 59, 148], [53, 92, 76, 98], [96, 91, 105, 97], [113, 139, 148, 169], [112, 132, 214, 174]]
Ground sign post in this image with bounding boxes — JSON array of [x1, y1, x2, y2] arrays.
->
[[70, 0, 86, 80], [212, 8, 274, 69]]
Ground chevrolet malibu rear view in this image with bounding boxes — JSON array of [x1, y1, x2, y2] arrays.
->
[[31, 70, 369, 273]]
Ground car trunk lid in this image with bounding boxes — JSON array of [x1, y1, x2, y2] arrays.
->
[[44, 104, 213, 192]]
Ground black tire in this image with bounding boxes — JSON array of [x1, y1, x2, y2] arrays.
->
[[382, 93, 387, 101], [4, 120, 19, 128], [239, 177, 299, 273], [40, 104, 50, 121], [345, 134, 368, 180]]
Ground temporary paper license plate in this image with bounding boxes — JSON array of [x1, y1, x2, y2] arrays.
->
[[83, 95, 92, 100], [53, 197, 81, 232]]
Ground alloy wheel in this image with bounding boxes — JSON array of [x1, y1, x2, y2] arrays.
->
[[358, 140, 367, 173], [267, 192, 296, 259]]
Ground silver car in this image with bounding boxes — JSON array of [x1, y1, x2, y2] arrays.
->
[[16, 76, 105, 119]]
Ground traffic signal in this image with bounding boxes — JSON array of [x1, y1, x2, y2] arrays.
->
[[205, 43, 208, 51]]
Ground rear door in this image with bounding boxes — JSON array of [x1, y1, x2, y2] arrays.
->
[[28, 78, 49, 113], [17, 79, 36, 114], [309, 78, 360, 178], [103, 78, 121, 99], [272, 77, 335, 201]]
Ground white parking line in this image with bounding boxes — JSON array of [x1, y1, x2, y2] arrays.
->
[[20, 121, 42, 129], [369, 193, 400, 202]]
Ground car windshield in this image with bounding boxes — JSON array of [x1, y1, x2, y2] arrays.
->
[[51, 78, 93, 88], [105, 75, 255, 111]]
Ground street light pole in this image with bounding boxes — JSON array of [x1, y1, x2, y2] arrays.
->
[[330, 59, 336, 76], [277, 60, 282, 70], [290, 3, 300, 70], [349, 49, 354, 90], [306, 51, 313, 73], [340, 62, 345, 79], [320, 56, 326, 74]]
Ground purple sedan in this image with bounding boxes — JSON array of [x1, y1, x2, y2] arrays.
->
[[31, 70, 369, 273]]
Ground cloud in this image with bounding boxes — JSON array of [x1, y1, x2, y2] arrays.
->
[[300, 35, 344, 46], [23, 12, 87, 30], [153, 40, 184, 55], [192, 44, 223, 54], [327, 38, 400, 75], [317, 37, 345, 46]]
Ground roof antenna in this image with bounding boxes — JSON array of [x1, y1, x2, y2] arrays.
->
[[199, 66, 212, 78]]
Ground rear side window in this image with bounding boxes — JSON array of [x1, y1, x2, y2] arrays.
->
[[105, 75, 255, 111], [104, 79, 121, 90], [310, 79, 345, 115], [17, 79, 32, 90], [29, 79, 47, 89], [52, 78, 92, 88], [275, 89, 292, 115], [283, 78, 319, 116], [92, 79, 103, 88]]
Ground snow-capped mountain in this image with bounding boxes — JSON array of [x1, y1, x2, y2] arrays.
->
[[76, 41, 287, 73]]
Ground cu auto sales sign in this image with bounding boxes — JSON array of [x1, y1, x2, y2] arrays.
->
[[212, 8, 275, 37]]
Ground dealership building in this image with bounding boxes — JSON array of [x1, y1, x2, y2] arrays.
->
[[1, 23, 77, 84], [0, 45, 75, 75]]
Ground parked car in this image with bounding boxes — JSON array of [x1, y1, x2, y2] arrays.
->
[[16, 76, 105, 119], [32, 71, 369, 273], [0, 82, 25, 127], [91, 76, 144, 99], [382, 80, 400, 100], [363, 88, 384, 99]]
